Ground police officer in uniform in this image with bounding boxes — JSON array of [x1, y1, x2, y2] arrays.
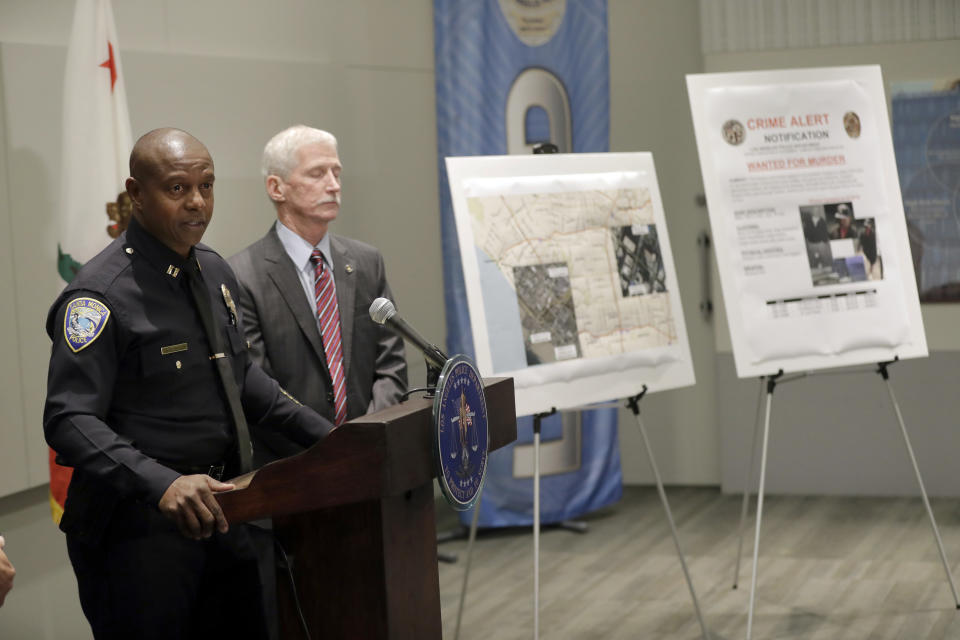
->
[[43, 128, 333, 639]]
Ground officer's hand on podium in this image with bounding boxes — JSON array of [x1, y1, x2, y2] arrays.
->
[[159, 475, 235, 540]]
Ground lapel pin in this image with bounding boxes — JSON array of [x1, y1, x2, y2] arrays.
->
[[345, 264, 354, 274]]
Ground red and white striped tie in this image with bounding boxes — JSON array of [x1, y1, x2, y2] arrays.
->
[[310, 250, 347, 426]]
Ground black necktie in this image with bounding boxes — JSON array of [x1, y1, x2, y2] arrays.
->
[[185, 259, 253, 474]]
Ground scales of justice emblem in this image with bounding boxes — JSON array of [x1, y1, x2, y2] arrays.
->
[[433, 355, 489, 511], [450, 388, 480, 477]]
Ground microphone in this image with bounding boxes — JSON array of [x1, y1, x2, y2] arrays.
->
[[369, 298, 448, 369]]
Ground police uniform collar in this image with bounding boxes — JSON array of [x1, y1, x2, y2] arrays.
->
[[125, 216, 195, 281]]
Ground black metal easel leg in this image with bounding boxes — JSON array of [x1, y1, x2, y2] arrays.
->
[[530, 407, 556, 639], [625, 385, 710, 640], [876, 357, 960, 608], [733, 375, 765, 590], [745, 369, 782, 640]]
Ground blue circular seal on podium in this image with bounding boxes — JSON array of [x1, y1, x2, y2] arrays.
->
[[433, 355, 489, 511]]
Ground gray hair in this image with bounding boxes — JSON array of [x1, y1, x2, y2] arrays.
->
[[261, 125, 338, 180]]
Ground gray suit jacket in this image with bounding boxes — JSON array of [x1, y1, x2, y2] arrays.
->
[[228, 225, 407, 465]]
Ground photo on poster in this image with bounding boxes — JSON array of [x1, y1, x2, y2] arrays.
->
[[512, 262, 582, 365], [446, 153, 696, 415], [612, 224, 667, 297], [800, 202, 882, 286]]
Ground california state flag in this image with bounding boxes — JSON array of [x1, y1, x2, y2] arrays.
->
[[51, 0, 133, 524]]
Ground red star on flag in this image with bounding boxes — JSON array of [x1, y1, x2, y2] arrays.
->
[[99, 41, 117, 91]]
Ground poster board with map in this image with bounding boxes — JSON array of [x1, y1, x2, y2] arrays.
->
[[446, 153, 695, 416], [687, 66, 927, 378]]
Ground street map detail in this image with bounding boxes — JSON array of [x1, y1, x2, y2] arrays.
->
[[466, 187, 678, 368]]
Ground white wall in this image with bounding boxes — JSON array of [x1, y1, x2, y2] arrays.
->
[[0, 51, 30, 502], [0, 2, 711, 636], [705, 39, 960, 354], [608, 0, 717, 485], [0, 0, 441, 497], [0, 2, 439, 637], [0, 487, 85, 639], [702, 38, 960, 497], [7, 0, 959, 636], [0, 0, 715, 498]]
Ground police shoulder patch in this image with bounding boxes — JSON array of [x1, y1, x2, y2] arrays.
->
[[63, 297, 111, 353]]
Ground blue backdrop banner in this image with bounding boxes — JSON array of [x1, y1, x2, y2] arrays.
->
[[434, 0, 622, 527], [891, 86, 960, 301]]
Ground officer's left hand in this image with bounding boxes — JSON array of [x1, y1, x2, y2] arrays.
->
[[158, 475, 235, 540]]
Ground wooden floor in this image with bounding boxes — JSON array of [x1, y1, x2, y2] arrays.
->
[[436, 487, 960, 640]]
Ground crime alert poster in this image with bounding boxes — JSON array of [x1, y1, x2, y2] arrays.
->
[[687, 66, 926, 377]]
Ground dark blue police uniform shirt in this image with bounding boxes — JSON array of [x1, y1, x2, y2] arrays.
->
[[44, 216, 332, 509]]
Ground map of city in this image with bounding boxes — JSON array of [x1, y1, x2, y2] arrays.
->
[[466, 187, 678, 364]]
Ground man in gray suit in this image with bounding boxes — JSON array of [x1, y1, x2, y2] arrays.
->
[[229, 125, 407, 466]]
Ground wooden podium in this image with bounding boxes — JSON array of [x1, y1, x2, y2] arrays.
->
[[217, 377, 516, 639]]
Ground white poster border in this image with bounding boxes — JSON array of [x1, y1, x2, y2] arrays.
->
[[446, 152, 696, 416], [687, 65, 927, 378]]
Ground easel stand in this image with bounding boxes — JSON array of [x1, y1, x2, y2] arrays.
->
[[732, 374, 769, 591], [453, 491, 483, 640], [456, 395, 710, 640], [733, 361, 960, 640], [452, 407, 595, 640], [452, 406, 561, 640], [876, 360, 960, 608], [531, 406, 556, 640], [625, 387, 710, 640]]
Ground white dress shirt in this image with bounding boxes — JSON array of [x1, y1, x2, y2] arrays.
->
[[275, 220, 336, 334]]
